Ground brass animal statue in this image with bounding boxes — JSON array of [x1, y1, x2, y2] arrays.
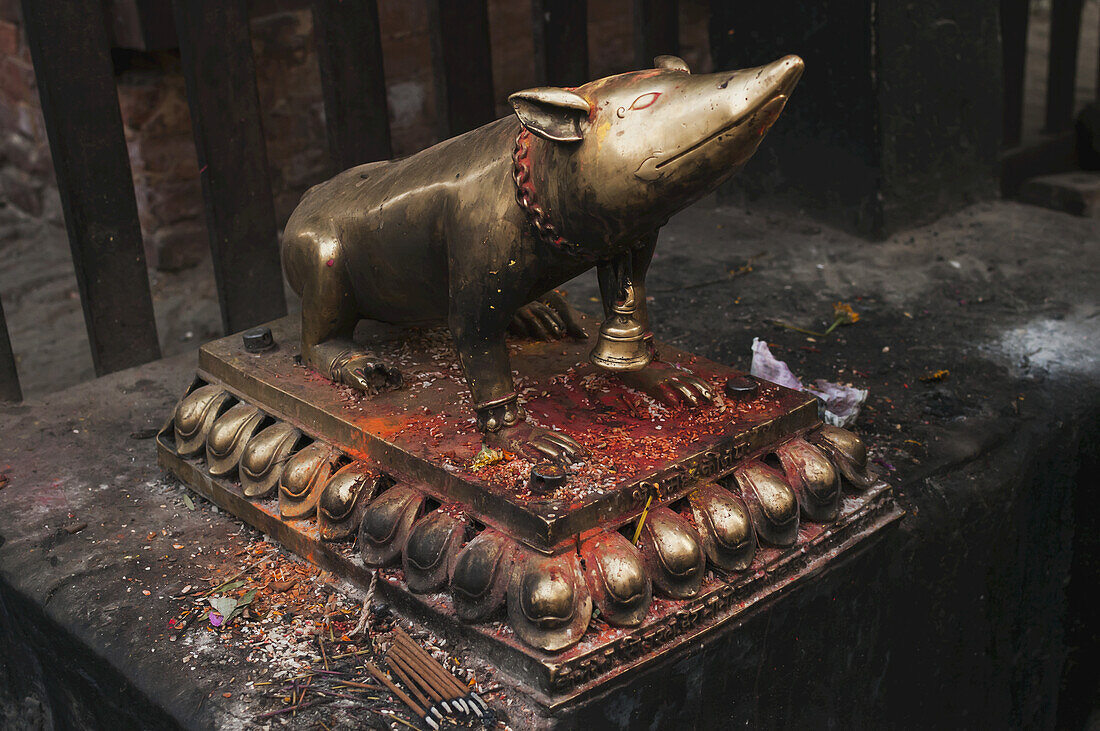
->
[[282, 54, 804, 462]]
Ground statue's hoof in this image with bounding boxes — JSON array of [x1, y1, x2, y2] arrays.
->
[[510, 300, 567, 340], [486, 422, 587, 464], [617, 365, 715, 410], [508, 292, 588, 340], [339, 354, 403, 395]]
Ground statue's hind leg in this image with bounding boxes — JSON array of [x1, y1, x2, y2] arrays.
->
[[295, 239, 401, 394]]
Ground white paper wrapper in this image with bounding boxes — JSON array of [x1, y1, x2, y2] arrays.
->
[[749, 338, 868, 427], [750, 338, 804, 390]]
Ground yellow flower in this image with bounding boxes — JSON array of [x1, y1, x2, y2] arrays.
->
[[470, 445, 507, 471], [833, 302, 860, 325]]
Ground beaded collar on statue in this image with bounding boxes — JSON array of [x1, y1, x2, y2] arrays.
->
[[511, 129, 588, 258]]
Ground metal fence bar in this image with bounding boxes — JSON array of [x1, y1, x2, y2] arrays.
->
[[0, 297, 20, 402], [1001, 0, 1031, 147], [312, 0, 393, 171], [173, 0, 287, 335], [633, 0, 679, 69], [532, 0, 590, 87], [20, 0, 162, 377], [1045, 0, 1086, 132], [428, 0, 496, 137]]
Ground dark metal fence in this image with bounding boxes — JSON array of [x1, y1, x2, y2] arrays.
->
[[1002, 0, 1096, 148], [0, 0, 681, 403]]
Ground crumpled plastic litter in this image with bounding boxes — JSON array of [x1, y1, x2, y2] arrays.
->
[[804, 379, 868, 427], [749, 338, 868, 427], [750, 338, 803, 390]]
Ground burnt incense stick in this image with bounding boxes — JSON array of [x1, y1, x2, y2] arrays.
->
[[391, 637, 461, 703], [393, 630, 480, 716], [385, 653, 443, 722], [361, 660, 433, 729], [389, 643, 456, 714]]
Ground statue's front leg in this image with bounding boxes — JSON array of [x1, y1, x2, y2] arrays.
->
[[450, 312, 586, 463], [598, 235, 715, 409], [617, 362, 716, 408]]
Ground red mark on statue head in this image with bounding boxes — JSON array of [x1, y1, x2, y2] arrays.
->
[[630, 92, 661, 111]]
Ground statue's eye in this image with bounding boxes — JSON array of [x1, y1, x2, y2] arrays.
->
[[630, 92, 661, 110]]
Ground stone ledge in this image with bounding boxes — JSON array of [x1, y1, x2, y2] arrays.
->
[[1, 199, 1098, 728], [1020, 171, 1100, 217]]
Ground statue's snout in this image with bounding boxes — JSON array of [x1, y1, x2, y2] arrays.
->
[[763, 55, 804, 96], [721, 55, 803, 134], [724, 54, 803, 105]]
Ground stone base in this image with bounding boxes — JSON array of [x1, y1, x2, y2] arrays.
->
[[156, 315, 902, 709], [1020, 171, 1100, 218]]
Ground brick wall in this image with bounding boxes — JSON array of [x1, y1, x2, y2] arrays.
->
[[0, 1, 52, 219], [1, 0, 711, 270]]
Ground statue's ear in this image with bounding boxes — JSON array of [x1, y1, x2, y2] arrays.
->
[[508, 87, 590, 143], [654, 55, 690, 73]]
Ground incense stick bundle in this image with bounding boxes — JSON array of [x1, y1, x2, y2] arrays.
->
[[387, 642, 458, 716], [362, 659, 439, 730], [384, 627, 489, 721], [397, 631, 488, 715], [394, 633, 469, 713], [390, 649, 454, 718], [387, 658, 442, 723]]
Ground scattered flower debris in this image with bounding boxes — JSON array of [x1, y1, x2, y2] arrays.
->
[[207, 587, 258, 626], [769, 300, 861, 337], [470, 445, 509, 472], [160, 538, 506, 729]]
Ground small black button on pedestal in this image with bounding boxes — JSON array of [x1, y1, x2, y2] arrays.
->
[[528, 461, 568, 494], [724, 375, 759, 400], [242, 326, 275, 353]]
